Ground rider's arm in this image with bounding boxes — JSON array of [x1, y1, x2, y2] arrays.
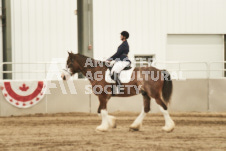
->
[[107, 44, 126, 61]]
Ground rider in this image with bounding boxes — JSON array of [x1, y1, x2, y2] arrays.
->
[[107, 31, 131, 93]]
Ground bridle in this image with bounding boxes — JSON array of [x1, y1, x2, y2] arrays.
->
[[63, 68, 73, 76], [63, 58, 74, 76]]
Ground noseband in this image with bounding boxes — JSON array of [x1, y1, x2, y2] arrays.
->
[[63, 68, 73, 76], [64, 60, 73, 76]]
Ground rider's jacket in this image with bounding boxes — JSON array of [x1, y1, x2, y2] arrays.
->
[[107, 40, 131, 62]]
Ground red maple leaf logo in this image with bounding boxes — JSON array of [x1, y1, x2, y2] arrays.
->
[[19, 84, 29, 91]]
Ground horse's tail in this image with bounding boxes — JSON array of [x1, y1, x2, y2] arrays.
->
[[161, 70, 173, 104]]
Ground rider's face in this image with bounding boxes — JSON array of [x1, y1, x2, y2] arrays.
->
[[121, 35, 125, 41]]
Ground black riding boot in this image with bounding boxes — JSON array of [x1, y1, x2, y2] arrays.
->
[[115, 73, 123, 94]]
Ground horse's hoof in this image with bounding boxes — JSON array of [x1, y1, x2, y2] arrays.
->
[[129, 123, 142, 131], [162, 121, 175, 132], [129, 127, 139, 131], [112, 123, 117, 128], [112, 120, 117, 128], [96, 125, 108, 132], [108, 116, 117, 128]]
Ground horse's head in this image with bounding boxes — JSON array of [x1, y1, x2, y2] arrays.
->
[[61, 52, 80, 80]]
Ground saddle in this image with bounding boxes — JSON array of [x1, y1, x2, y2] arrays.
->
[[105, 62, 134, 84], [108, 62, 132, 72]]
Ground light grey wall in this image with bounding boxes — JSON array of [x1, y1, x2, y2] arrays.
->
[[209, 79, 226, 112], [0, 79, 225, 116]]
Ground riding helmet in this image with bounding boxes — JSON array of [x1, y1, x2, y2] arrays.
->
[[121, 31, 129, 39]]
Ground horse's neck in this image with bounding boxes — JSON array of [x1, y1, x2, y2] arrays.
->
[[75, 55, 107, 81]]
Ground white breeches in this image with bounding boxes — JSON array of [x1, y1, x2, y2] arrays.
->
[[111, 61, 130, 75]]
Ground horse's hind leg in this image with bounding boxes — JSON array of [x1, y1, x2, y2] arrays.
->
[[155, 97, 175, 132], [129, 92, 150, 131]]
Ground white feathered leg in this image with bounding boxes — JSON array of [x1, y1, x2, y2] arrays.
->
[[129, 108, 146, 131], [159, 106, 175, 132], [96, 110, 109, 132]]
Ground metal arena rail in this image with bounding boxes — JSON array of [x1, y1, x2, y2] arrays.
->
[[0, 61, 226, 80]]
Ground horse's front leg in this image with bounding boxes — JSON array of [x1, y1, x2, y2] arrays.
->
[[129, 92, 150, 131], [96, 96, 116, 132]]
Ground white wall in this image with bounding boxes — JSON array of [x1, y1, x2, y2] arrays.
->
[[93, 0, 226, 64], [93, 0, 167, 61], [8, 0, 226, 79], [10, 0, 77, 79], [167, 0, 226, 34]]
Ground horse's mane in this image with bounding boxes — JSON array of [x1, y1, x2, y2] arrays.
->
[[74, 53, 108, 68]]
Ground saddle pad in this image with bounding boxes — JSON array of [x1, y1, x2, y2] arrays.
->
[[105, 67, 135, 83]]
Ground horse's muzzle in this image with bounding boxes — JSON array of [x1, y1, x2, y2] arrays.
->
[[61, 74, 66, 80], [61, 69, 72, 80], [63, 75, 66, 80]]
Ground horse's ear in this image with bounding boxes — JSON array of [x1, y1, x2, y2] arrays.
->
[[68, 51, 73, 57]]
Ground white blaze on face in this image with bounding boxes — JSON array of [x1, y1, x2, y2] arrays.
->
[[61, 69, 71, 80]]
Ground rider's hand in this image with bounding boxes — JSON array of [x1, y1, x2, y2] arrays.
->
[[106, 58, 111, 62]]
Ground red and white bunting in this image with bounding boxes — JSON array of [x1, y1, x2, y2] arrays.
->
[[0, 81, 46, 108]]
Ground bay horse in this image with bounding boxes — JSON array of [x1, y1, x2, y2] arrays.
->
[[61, 52, 175, 132]]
